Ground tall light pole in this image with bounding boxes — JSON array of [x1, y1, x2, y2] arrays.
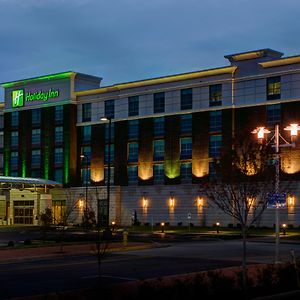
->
[[252, 123, 300, 263], [100, 116, 112, 229], [80, 154, 89, 216]]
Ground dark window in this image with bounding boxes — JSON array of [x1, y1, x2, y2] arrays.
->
[[181, 88, 192, 110], [31, 109, 41, 125], [11, 111, 19, 127], [10, 152, 18, 168], [209, 84, 222, 106], [267, 76, 281, 100], [105, 100, 115, 119], [105, 144, 114, 164], [181, 114, 192, 134], [128, 166, 138, 185], [180, 138, 192, 159], [128, 96, 139, 116], [54, 169, 63, 183], [105, 123, 115, 142], [267, 104, 281, 124], [11, 131, 19, 147], [55, 127, 63, 144], [31, 149, 41, 167], [81, 146, 91, 164], [81, 168, 91, 185], [31, 129, 41, 145], [0, 115, 4, 129], [209, 135, 222, 157], [210, 111, 222, 132], [154, 117, 164, 137], [128, 120, 139, 140], [54, 148, 63, 165], [153, 164, 164, 184], [153, 140, 164, 161], [154, 92, 165, 113], [128, 142, 138, 163], [181, 162, 192, 182], [104, 167, 114, 184], [82, 103, 91, 122], [55, 106, 63, 122], [82, 126, 91, 143]]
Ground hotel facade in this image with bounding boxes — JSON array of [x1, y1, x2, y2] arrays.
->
[[1, 48, 300, 227]]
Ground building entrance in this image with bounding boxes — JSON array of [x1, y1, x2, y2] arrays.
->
[[13, 200, 34, 224]]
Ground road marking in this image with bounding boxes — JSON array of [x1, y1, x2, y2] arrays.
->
[[82, 274, 137, 281]]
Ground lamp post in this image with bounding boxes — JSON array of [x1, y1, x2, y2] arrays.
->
[[100, 116, 112, 229], [252, 123, 300, 262], [80, 154, 89, 215]]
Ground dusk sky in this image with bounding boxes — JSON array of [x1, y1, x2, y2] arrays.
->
[[1, 0, 300, 100]]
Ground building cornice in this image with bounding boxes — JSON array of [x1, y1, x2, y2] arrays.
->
[[259, 56, 300, 68]]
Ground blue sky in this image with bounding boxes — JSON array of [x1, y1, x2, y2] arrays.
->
[[1, 0, 300, 100]]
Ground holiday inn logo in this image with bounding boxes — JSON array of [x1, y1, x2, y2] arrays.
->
[[12, 89, 24, 108], [11, 88, 60, 108]]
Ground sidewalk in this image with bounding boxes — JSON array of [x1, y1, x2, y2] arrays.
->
[[0, 241, 155, 263]]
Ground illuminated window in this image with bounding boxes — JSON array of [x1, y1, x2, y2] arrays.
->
[[154, 92, 165, 113], [128, 120, 139, 140], [180, 137, 192, 159], [181, 88, 192, 110], [209, 84, 222, 107], [267, 104, 281, 124], [105, 100, 115, 119], [128, 142, 138, 163], [267, 76, 281, 100], [128, 96, 139, 116], [210, 111, 222, 132], [154, 117, 164, 137], [82, 103, 91, 122], [209, 135, 222, 157], [181, 114, 192, 134], [153, 140, 164, 161], [153, 164, 164, 184]]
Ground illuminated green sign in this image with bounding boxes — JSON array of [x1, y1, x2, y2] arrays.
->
[[11, 88, 60, 107], [12, 89, 24, 108]]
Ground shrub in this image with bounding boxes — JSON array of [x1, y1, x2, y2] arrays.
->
[[7, 241, 14, 247], [24, 239, 32, 245]]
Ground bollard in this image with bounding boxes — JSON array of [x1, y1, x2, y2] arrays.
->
[[123, 229, 128, 247]]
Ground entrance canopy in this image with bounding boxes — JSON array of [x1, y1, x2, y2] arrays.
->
[[0, 176, 62, 189]]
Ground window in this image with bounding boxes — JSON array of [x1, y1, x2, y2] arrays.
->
[[104, 167, 114, 184], [81, 168, 91, 185], [153, 140, 164, 161], [105, 100, 115, 119], [267, 104, 281, 124], [11, 111, 19, 127], [31, 109, 41, 125], [82, 126, 91, 143], [128, 96, 139, 116], [181, 162, 192, 182], [82, 103, 91, 122], [105, 122, 115, 142], [0, 115, 4, 129], [181, 88, 192, 110], [209, 84, 222, 106], [31, 149, 41, 167], [154, 117, 164, 137], [267, 76, 281, 100], [154, 92, 165, 113], [55, 127, 63, 143], [0, 132, 3, 148], [128, 120, 139, 140], [181, 114, 192, 134], [210, 111, 222, 132], [209, 161, 221, 181], [153, 164, 164, 184], [128, 142, 138, 162], [31, 129, 41, 145], [10, 152, 18, 168], [209, 135, 222, 157], [54, 169, 63, 183], [55, 106, 63, 122], [54, 148, 63, 165], [105, 144, 114, 164], [128, 165, 138, 185], [81, 146, 91, 164], [11, 131, 19, 147], [180, 138, 192, 159]]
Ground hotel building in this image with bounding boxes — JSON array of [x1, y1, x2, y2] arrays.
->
[[1, 48, 300, 227]]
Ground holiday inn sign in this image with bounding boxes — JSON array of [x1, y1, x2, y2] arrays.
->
[[12, 88, 60, 108]]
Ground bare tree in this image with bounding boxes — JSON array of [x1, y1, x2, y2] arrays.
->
[[199, 135, 272, 290]]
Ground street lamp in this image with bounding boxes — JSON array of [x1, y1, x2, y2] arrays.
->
[[252, 123, 300, 262], [80, 154, 89, 215], [100, 116, 112, 229]]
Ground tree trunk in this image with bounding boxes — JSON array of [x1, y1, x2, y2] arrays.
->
[[242, 225, 247, 292]]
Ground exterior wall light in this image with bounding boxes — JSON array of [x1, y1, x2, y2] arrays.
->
[[288, 195, 295, 207], [169, 196, 175, 208], [196, 196, 203, 207]]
